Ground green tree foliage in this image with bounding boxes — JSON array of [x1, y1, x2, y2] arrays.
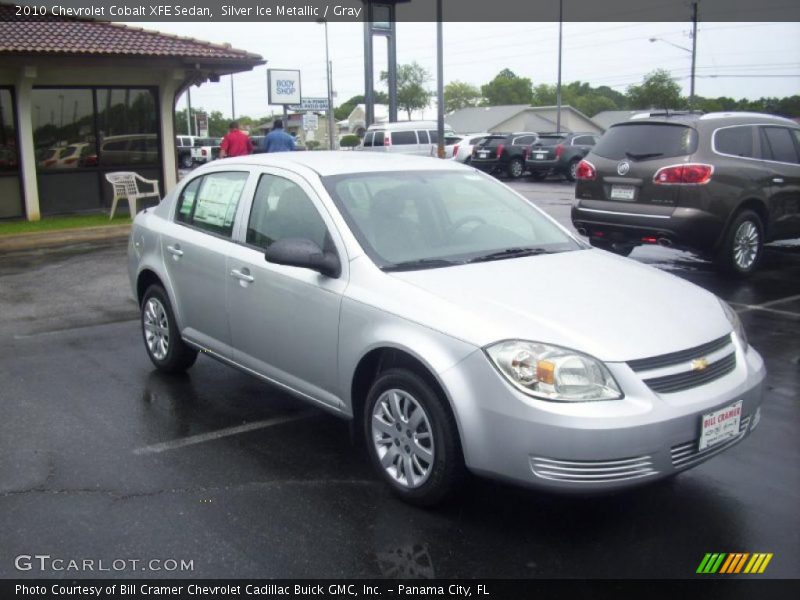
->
[[174, 107, 256, 137], [380, 62, 432, 119], [334, 92, 389, 121], [627, 69, 684, 110], [444, 80, 481, 113], [481, 69, 534, 106]]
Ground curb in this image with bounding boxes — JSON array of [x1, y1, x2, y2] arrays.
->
[[0, 224, 132, 253]]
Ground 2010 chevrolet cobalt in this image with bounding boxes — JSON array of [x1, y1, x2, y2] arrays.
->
[[128, 152, 765, 505]]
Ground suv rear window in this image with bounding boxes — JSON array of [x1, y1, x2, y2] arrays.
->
[[593, 123, 697, 161], [480, 136, 507, 147], [534, 135, 568, 147]]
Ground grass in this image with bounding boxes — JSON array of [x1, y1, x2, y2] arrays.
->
[[0, 214, 131, 236]]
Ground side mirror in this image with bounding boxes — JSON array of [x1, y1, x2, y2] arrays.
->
[[265, 238, 341, 278]]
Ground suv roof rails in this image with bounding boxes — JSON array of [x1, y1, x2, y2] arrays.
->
[[630, 109, 705, 119]]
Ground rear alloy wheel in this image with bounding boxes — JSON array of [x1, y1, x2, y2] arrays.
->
[[180, 155, 193, 169], [565, 159, 580, 182], [507, 158, 524, 179], [715, 210, 764, 277], [589, 238, 634, 257], [141, 285, 198, 373], [365, 368, 464, 506]]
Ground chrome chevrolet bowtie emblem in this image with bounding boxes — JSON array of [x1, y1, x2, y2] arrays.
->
[[692, 358, 710, 371], [617, 160, 631, 176]]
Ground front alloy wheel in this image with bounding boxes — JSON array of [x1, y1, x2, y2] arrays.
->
[[143, 297, 170, 361], [140, 284, 198, 373]]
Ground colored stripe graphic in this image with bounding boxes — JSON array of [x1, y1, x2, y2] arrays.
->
[[733, 553, 750, 573], [719, 554, 736, 574], [696, 554, 713, 574], [697, 553, 727, 573], [758, 554, 773, 573], [698, 552, 772, 574]]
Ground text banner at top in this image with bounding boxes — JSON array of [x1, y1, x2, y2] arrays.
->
[[6, 0, 800, 22]]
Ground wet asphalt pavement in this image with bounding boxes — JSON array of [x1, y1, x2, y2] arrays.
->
[[0, 180, 798, 580]]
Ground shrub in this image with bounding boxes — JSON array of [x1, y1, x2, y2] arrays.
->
[[340, 134, 361, 149]]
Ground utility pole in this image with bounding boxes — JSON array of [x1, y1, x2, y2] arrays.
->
[[690, 1, 698, 109], [186, 87, 193, 136], [556, 0, 563, 133], [230, 74, 235, 120], [436, 0, 444, 158], [322, 20, 335, 149]]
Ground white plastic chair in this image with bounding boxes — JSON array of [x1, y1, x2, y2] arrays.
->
[[106, 172, 161, 219]]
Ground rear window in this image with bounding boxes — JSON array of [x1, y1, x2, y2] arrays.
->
[[479, 136, 508, 148], [593, 123, 697, 161], [392, 131, 417, 145], [534, 135, 567, 147]]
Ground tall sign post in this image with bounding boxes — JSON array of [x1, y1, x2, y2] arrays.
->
[[362, 1, 408, 128]]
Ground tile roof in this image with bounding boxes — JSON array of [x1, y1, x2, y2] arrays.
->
[[0, 4, 262, 62]]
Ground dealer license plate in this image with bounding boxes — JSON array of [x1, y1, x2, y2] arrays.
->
[[534, 153, 546, 160], [478, 151, 489, 158], [610, 185, 636, 201], [699, 400, 742, 451]]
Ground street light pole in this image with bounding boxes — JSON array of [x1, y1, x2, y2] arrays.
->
[[322, 20, 336, 150], [436, 0, 444, 158], [690, 0, 698, 109], [556, 0, 563, 133]]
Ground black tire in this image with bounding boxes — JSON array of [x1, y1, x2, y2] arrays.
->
[[364, 368, 465, 506], [714, 210, 764, 278], [565, 159, 580, 182], [506, 157, 524, 179], [180, 154, 193, 169], [590, 238, 634, 257], [529, 170, 547, 181], [140, 284, 198, 373]]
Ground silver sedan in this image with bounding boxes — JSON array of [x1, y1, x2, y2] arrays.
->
[[128, 152, 765, 505]]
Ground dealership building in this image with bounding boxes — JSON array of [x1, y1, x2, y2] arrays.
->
[[0, 6, 263, 220]]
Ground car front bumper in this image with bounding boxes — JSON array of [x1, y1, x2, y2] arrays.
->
[[438, 339, 766, 491]]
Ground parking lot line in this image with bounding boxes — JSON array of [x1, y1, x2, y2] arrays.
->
[[731, 293, 800, 318], [132, 411, 318, 455]]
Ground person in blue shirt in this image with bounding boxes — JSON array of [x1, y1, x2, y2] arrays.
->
[[262, 119, 296, 153]]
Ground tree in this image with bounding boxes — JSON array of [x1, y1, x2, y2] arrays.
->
[[480, 69, 533, 106], [444, 81, 481, 113], [334, 92, 389, 121], [627, 69, 684, 110], [381, 62, 432, 119]]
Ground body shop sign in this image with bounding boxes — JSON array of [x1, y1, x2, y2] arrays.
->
[[268, 69, 302, 105]]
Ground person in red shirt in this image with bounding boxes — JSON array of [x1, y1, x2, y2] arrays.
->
[[219, 122, 253, 158]]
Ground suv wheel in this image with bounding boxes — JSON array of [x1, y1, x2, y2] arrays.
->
[[565, 159, 580, 182], [364, 368, 464, 506], [507, 158, 524, 179], [715, 210, 764, 277], [180, 154, 193, 169], [141, 285, 198, 373], [590, 238, 634, 257]]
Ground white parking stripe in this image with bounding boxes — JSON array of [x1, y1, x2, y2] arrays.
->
[[133, 411, 317, 455]]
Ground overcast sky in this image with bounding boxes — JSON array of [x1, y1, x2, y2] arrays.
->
[[139, 21, 800, 120]]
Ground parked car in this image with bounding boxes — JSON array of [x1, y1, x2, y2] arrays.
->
[[176, 135, 200, 169], [191, 137, 222, 164], [470, 132, 539, 178], [451, 133, 490, 164], [128, 152, 765, 505], [526, 132, 599, 181], [38, 147, 65, 169], [99, 134, 158, 166], [571, 111, 800, 276], [443, 134, 463, 159], [55, 142, 90, 168], [360, 121, 456, 156]]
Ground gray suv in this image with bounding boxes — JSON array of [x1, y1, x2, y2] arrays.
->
[[571, 112, 800, 276]]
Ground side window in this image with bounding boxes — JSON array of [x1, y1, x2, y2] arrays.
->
[[761, 127, 799, 164], [418, 130, 430, 144], [373, 131, 385, 146], [428, 130, 439, 144], [363, 132, 374, 147], [392, 131, 417, 145], [175, 172, 248, 237], [715, 126, 754, 158], [246, 174, 329, 251]]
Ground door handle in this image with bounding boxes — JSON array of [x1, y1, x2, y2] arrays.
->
[[166, 244, 183, 257], [772, 177, 784, 184], [230, 268, 255, 283]]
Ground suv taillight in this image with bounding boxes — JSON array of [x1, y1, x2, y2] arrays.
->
[[653, 164, 713, 185], [383, 135, 391, 147], [555, 143, 565, 159], [496, 143, 504, 157], [453, 145, 459, 157], [575, 159, 596, 181]]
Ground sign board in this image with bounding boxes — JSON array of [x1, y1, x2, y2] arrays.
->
[[289, 97, 330, 112], [302, 114, 319, 131], [195, 111, 208, 137], [268, 69, 302, 105]]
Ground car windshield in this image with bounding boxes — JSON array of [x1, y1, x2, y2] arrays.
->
[[593, 123, 697, 160], [322, 170, 581, 270]]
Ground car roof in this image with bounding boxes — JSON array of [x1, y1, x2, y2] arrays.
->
[[620, 111, 796, 128], [212, 151, 469, 177]]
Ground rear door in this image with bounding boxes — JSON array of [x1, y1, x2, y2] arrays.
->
[[759, 126, 800, 239]]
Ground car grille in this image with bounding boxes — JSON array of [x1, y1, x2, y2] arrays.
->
[[628, 334, 731, 371], [530, 455, 657, 483], [627, 334, 736, 394], [670, 416, 751, 469]]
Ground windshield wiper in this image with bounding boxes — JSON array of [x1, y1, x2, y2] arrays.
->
[[381, 258, 462, 272], [625, 151, 663, 160], [466, 247, 551, 264]]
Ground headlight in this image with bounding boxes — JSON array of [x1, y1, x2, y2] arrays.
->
[[485, 340, 623, 402], [719, 298, 748, 350]]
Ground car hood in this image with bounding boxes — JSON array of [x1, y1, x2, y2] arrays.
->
[[389, 249, 731, 362]]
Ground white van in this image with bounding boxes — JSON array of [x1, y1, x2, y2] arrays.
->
[[360, 121, 456, 156]]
